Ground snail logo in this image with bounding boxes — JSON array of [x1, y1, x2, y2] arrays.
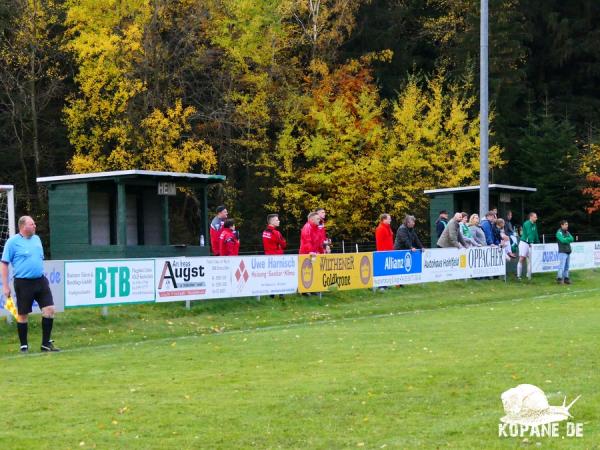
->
[[301, 258, 314, 290], [498, 384, 583, 438], [359, 256, 371, 285]]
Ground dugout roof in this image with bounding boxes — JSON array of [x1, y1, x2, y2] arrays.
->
[[37, 170, 225, 260]]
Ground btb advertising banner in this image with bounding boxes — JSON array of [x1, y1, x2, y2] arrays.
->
[[65, 259, 155, 307], [298, 252, 373, 293]]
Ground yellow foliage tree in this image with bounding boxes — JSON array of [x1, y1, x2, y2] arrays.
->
[[383, 72, 504, 217], [63, 0, 215, 174], [265, 62, 505, 240]]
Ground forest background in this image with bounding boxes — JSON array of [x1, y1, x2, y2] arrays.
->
[[1, 0, 600, 251]]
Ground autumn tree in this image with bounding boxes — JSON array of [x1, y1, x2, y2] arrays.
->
[[0, 0, 67, 209], [63, 0, 215, 174], [264, 59, 503, 241]]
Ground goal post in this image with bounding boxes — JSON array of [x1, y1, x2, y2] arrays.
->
[[0, 185, 16, 253]]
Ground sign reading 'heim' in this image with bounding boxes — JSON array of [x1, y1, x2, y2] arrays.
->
[[298, 253, 373, 293]]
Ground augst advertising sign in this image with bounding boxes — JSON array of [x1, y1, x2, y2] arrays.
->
[[155, 257, 231, 302], [65, 259, 155, 307], [229, 255, 298, 297], [298, 252, 373, 293]]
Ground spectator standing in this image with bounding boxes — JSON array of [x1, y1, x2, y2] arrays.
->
[[437, 212, 466, 248], [517, 212, 540, 281], [468, 214, 487, 246], [210, 206, 228, 256], [480, 211, 499, 246], [375, 214, 394, 251], [394, 215, 424, 251], [219, 219, 240, 256], [435, 210, 449, 239], [495, 218, 516, 260], [556, 220, 574, 284], [315, 208, 332, 253], [459, 212, 481, 247], [1, 216, 59, 353], [299, 212, 324, 255], [504, 210, 518, 253], [262, 214, 287, 255]]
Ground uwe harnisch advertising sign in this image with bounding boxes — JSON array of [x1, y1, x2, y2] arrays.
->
[[373, 250, 423, 287], [229, 255, 298, 297]]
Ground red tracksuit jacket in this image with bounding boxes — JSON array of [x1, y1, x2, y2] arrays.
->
[[219, 228, 240, 256], [262, 225, 287, 255], [375, 222, 394, 251], [210, 218, 225, 255], [299, 222, 323, 254]]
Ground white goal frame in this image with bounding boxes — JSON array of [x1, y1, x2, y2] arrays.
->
[[0, 184, 16, 240]]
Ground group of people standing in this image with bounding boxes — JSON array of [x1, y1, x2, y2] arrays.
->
[[433, 209, 574, 283], [211, 205, 576, 285], [209, 206, 332, 257]]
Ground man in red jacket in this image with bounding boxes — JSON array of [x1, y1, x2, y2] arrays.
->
[[299, 212, 323, 254], [315, 207, 331, 253], [210, 205, 228, 255], [262, 214, 287, 255], [375, 213, 394, 251], [219, 219, 240, 256]]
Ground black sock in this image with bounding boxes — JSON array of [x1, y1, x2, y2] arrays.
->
[[42, 317, 54, 346], [17, 322, 28, 347]]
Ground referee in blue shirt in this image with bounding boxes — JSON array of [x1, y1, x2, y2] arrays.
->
[[1, 216, 59, 353]]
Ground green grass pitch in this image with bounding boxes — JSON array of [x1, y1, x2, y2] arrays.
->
[[1, 271, 599, 449]]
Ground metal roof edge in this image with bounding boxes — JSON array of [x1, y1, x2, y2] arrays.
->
[[37, 170, 226, 184], [424, 184, 537, 194]]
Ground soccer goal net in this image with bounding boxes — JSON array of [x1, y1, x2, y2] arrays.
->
[[0, 185, 16, 255]]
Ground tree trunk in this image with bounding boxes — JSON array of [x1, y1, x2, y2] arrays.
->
[[30, 0, 41, 203]]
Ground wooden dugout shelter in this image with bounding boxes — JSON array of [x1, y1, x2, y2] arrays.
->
[[37, 170, 225, 260]]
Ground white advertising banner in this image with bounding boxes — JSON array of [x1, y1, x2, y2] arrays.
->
[[531, 242, 600, 273], [0, 260, 65, 316], [155, 257, 232, 302], [422, 248, 468, 282], [229, 255, 298, 296], [422, 247, 505, 282], [65, 259, 155, 307]]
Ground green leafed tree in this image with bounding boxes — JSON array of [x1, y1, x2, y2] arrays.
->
[[515, 113, 587, 231]]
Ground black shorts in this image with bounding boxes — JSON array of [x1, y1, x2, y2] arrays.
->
[[13, 276, 54, 315]]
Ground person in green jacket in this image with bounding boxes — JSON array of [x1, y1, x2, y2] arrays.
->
[[517, 212, 540, 280], [556, 220, 574, 284]]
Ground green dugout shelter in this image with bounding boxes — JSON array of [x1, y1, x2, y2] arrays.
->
[[37, 170, 225, 260], [424, 184, 537, 246]]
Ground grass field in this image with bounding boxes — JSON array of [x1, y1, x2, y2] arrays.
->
[[1, 271, 599, 449]]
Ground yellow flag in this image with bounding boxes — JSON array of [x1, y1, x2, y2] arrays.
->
[[4, 295, 18, 319]]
